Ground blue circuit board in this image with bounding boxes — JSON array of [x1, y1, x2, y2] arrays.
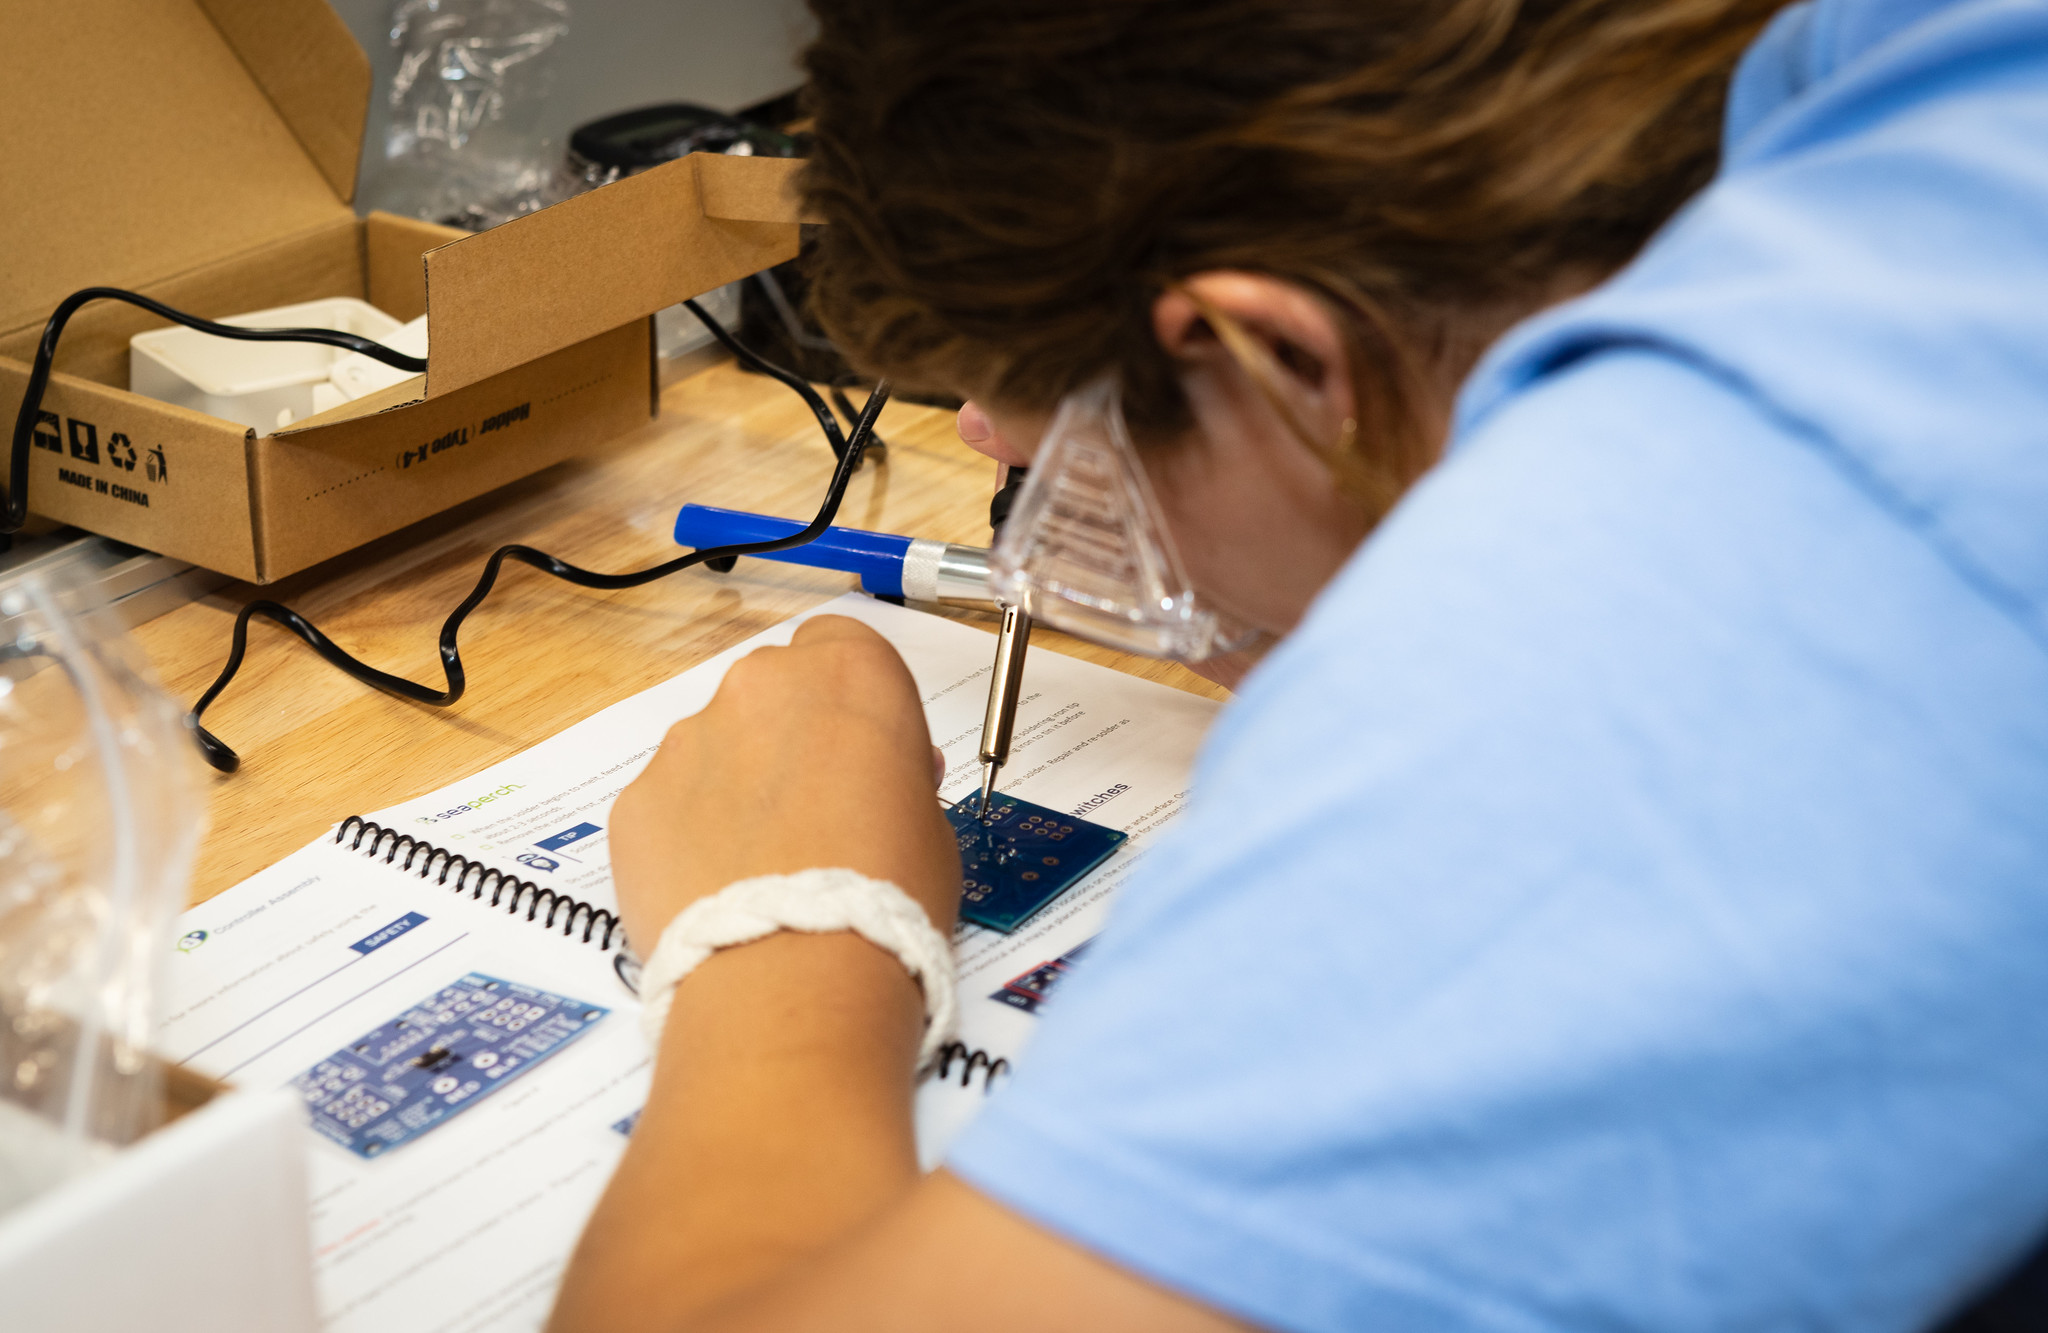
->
[[991, 938, 1096, 1014], [947, 795, 1126, 933], [293, 973, 608, 1159]]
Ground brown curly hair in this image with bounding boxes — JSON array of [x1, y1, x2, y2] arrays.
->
[[798, 0, 1784, 500]]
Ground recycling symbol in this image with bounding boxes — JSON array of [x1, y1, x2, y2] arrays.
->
[[107, 433, 137, 472]]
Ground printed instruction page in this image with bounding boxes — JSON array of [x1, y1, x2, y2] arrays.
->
[[161, 838, 646, 1333], [355, 595, 1221, 1157], [161, 594, 1221, 1331]]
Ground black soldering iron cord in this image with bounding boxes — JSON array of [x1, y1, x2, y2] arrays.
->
[[184, 299, 886, 773], [8, 289, 881, 772]]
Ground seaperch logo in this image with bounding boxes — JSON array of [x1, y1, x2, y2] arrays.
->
[[414, 783, 526, 825]]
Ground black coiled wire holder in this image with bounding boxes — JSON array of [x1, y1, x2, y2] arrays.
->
[[335, 815, 625, 951]]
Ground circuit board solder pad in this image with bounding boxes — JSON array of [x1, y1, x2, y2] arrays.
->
[[946, 795, 1126, 932]]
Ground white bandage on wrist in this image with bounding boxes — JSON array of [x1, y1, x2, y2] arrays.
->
[[635, 868, 957, 1068]]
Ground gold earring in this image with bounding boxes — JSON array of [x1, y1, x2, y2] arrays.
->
[[1335, 417, 1358, 457]]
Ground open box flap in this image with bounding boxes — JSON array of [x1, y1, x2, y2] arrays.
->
[[421, 154, 809, 399], [197, 0, 369, 205], [693, 151, 826, 225], [0, 0, 367, 343], [271, 374, 427, 436]]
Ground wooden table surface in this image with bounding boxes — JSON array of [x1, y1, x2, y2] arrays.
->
[[135, 359, 1228, 905]]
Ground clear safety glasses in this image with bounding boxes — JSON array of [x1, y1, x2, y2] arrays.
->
[[988, 379, 1256, 662]]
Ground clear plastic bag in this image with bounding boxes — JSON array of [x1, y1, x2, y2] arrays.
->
[[0, 553, 203, 1217], [375, 0, 575, 230]]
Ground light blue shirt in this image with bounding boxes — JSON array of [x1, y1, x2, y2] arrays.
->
[[946, 1, 2048, 1329]]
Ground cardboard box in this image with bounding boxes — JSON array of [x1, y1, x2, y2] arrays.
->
[[0, 0, 807, 582]]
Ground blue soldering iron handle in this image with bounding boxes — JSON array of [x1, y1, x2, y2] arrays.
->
[[673, 503, 993, 602], [674, 504, 912, 593]]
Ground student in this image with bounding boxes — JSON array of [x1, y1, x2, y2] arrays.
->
[[551, 0, 2048, 1328]]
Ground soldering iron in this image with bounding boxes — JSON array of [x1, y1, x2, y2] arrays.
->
[[678, 465, 1035, 819], [976, 465, 1032, 818]]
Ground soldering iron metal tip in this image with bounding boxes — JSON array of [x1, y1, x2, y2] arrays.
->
[[977, 761, 999, 823]]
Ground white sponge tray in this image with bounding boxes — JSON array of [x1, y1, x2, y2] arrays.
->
[[128, 298, 429, 437]]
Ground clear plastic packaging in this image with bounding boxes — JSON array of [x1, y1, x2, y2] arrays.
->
[[0, 553, 204, 1217], [375, 0, 575, 230], [989, 379, 1255, 661]]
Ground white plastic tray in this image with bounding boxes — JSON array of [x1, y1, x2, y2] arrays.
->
[[129, 298, 406, 436]]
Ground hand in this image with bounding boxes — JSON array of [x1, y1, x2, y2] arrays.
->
[[609, 616, 962, 954], [955, 400, 1034, 465]]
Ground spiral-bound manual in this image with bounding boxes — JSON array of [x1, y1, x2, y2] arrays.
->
[[332, 815, 628, 953]]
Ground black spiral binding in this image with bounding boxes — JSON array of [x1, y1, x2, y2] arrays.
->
[[930, 1040, 1009, 1093], [334, 816, 627, 952]]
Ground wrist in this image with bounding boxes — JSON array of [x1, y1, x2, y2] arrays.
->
[[633, 867, 959, 1067], [605, 931, 926, 1333], [662, 931, 925, 1071]]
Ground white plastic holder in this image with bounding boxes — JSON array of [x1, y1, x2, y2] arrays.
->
[[0, 1085, 317, 1333], [128, 297, 407, 437]]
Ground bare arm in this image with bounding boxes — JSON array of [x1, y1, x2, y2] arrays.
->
[[546, 616, 1244, 1332]]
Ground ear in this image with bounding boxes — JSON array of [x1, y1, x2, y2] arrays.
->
[[1151, 272, 1356, 449]]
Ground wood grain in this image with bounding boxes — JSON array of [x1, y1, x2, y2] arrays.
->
[[133, 359, 1228, 904]]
